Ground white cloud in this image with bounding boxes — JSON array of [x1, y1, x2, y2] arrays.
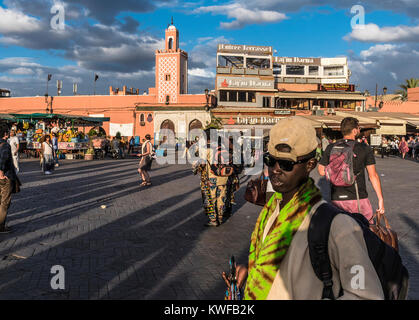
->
[[0, 7, 42, 33], [8, 67, 35, 75], [349, 43, 419, 95], [0, 57, 42, 68], [195, 3, 287, 29], [359, 44, 400, 59], [345, 23, 419, 42], [188, 68, 215, 78]]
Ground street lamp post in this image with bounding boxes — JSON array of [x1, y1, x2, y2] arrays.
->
[[205, 88, 210, 111], [45, 94, 54, 114], [380, 86, 387, 106], [94, 74, 99, 95], [46, 74, 52, 97], [45, 93, 49, 113]]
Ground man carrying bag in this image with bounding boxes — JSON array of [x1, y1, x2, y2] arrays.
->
[[0, 124, 20, 234]]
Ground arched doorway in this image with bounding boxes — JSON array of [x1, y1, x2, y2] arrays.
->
[[188, 119, 203, 142], [189, 119, 203, 131], [160, 119, 176, 145], [160, 119, 175, 132]]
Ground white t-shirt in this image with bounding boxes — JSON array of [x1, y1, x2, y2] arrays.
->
[[43, 142, 54, 155], [8, 136, 19, 154]]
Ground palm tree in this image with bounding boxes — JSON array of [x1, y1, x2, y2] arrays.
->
[[204, 113, 223, 130], [393, 78, 419, 101]]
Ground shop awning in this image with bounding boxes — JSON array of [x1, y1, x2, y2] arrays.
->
[[406, 120, 419, 129], [275, 92, 366, 101], [0, 113, 17, 122], [299, 114, 378, 130]]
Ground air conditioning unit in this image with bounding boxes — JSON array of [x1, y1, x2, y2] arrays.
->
[[312, 105, 321, 111], [355, 106, 363, 112]]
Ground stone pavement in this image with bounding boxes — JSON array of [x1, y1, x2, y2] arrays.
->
[[0, 155, 417, 300]]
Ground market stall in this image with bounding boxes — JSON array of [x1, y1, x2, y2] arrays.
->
[[11, 113, 109, 159]]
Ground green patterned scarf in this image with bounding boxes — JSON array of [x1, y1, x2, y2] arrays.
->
[[244, 178, 322, 300]]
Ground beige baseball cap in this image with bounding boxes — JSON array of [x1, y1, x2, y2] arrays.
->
[[268, 117, 318, 162]]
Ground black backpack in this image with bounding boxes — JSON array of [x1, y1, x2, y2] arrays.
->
[[308, 202, 409, 300]]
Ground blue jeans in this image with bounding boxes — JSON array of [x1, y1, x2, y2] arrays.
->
[[54, 148, 59, 164]]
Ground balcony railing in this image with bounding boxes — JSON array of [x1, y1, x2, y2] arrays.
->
[[216, 67, 273, 76]]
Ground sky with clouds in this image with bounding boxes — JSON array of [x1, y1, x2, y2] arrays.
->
[[0, 0, 419, 97]]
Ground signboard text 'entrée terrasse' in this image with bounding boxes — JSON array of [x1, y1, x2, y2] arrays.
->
[[217, 44, 272, 55]]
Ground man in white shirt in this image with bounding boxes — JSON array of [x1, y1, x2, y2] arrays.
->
[[7, 130, 19, 173]]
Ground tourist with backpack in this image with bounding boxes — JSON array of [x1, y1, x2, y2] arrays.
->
[[317, 117, 385, 223], [221, 117, 408, 300]]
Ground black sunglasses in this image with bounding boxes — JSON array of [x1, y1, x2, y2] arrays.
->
[[263, 153, 312, 172]]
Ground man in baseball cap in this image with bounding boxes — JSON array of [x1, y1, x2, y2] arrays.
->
[[223, 117, 383, 300]]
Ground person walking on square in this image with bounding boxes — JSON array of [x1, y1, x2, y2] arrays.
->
[[51, 132, 59, 167], [0, 124, 19, 233], [413, 137, 419, 161], [137, 134, 153, 187], [128, 136, 135, 155], [408, 136, 415, 159], [7, 129, 19, 173], [399, 137, 409, 160], [193, 130, 234, 227], [42, 135, 55, 175], [380, 136, 389, 159], [318, 117, 385, 222]]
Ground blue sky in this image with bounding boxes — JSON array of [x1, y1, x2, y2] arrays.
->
[[1, 0, 419, 97]]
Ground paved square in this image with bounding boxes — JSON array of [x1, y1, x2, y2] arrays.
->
[[0, 155, 417, 299]]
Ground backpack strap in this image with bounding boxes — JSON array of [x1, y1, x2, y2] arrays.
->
[[308, 202, 343, 300]]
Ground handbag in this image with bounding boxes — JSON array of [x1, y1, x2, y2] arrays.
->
[[210, 163, 234, 177], [369, 211, 399, 251], [208, 146, 235, 177], [244, 174, 267, 206]]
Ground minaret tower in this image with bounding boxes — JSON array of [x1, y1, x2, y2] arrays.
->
[[155, 18, 188, 104]]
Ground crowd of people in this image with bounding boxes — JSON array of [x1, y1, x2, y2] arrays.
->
[[321, 132, 419, 161], [379, 135, 419, 160]]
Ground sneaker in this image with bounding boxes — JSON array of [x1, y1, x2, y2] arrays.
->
[[0, 226, 12, 234], [204, 221, 219, 227], [44, 171, 51, 175]]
